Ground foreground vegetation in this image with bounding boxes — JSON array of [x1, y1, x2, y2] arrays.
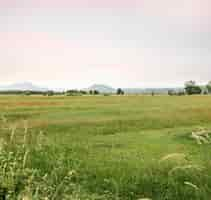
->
[[1, 95, 211, 199]]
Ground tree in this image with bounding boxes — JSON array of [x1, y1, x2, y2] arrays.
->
[[79, 90, 87, 95], [177, 90, 185, 96], [46, 90, 54, 96], [24, 91, 32, 96], [206, 81, 211, 94], [168, 89, 185, 96], [66, 90, 81, 96], [203, 90, 208, 95], [184, 81, 202, 95], [89, 90, 99, 95], [185, 80, 196, 87], [116, 88, 124, 95], [93, 90, 99, 95], [168, 90, 175, 96]]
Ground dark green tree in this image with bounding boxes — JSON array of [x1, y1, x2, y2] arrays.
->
[[116, 88, 124, 95], [46, 90, 54, 96], [93, 90, 99, 95], [206, 81, 211, 94], [184, 81, 202, 95]]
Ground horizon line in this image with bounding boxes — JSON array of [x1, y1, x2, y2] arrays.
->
[[0, 80, 204, 90]]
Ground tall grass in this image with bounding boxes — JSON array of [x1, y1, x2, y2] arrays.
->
[[1, 95, 211, 199], [0, 121, 109, 200], [1, 121, 211, 199]]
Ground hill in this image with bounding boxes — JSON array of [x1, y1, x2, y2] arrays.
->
[[0, 82, 48, 91], [85, 84, 115, 93]]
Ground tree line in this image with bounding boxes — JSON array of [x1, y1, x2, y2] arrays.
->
[[168, 81, 211, 96], [0, 88, 125, 96], [1, 81, 211, 96]]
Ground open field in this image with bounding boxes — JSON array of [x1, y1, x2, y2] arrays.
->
[[1, 95, 211, 199]]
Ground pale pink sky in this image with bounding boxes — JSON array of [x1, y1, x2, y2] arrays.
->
[[0, 0, 211, 88], [1, 0, 142, 8]]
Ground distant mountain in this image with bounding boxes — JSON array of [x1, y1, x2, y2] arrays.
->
[[0, 82, 184, 94], [0, 82, 49, 92], [85, 84, 115, 93], [85, 84, 183, 94]]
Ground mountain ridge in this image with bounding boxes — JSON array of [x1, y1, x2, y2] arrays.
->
[[85, 84, 115, 93], [0, 82, 183, 94], [0, 82, 49, 91]]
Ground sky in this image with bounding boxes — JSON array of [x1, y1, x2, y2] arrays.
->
[[0, 0, 211, 89]]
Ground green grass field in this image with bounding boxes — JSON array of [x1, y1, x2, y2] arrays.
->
[[1, 95, 211, 199]]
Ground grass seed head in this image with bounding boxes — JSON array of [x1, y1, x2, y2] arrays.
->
[[10, 123, 17, 142], [184, 181, 199, 190], [159, 153, 187, 163], [1, 114, 7, 123], [191, 127, 211, 144], [0, 138, 6, 151], [23, 120, 28, 134], [23, 150, 30, 169], [168, 164, 204, 176]]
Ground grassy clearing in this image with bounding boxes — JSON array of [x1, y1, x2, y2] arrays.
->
[[1, 95, 211, 199]]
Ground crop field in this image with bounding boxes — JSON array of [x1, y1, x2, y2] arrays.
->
[[1, 95, 211, 199]]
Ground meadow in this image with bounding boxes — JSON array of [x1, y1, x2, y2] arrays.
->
[[1, 95, 211, 199]]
